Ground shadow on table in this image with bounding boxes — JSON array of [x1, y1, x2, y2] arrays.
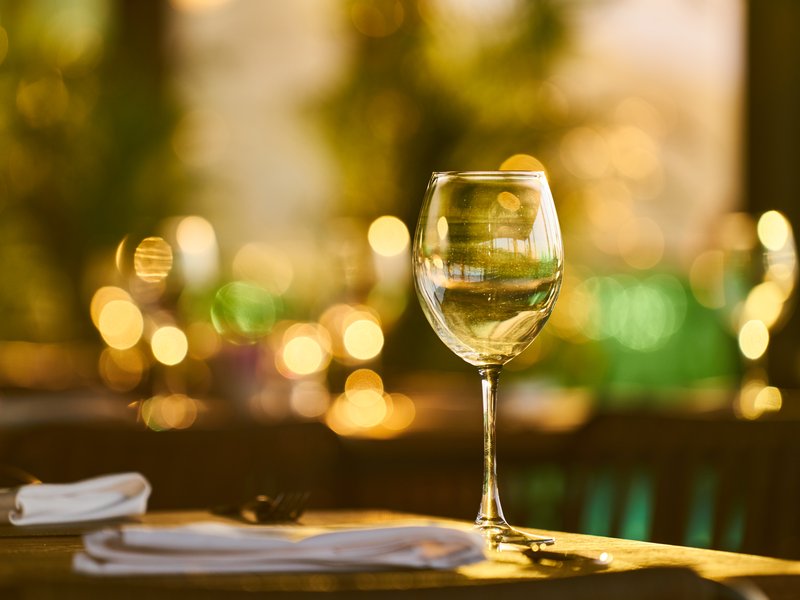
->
[[0, 567, 751, 600]]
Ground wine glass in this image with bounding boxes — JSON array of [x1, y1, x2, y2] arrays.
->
[[412, 171, 563, 549]]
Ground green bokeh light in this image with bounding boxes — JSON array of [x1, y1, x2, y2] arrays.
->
[[210, 281, 277, 344], [582, 274, 687, 351]]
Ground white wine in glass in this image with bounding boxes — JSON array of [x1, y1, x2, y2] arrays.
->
[[413, 171, 563, 549]]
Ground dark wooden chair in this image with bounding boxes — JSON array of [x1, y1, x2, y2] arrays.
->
[[516, 414, 800, 559], [339, 428, 572, 523], [3, 412, 799, 560], [0, 421, 344, 510]]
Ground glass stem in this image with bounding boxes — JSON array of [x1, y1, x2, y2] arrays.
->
[[477, 364, 507, 529]]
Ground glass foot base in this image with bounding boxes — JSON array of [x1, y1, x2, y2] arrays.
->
[[476, 521, 555, 550]]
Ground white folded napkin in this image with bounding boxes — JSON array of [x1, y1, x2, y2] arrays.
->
[[2, 472, 151, 526], [73, 522, 486, 575]]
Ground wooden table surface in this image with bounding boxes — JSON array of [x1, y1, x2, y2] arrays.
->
[[1, 510, 799, 599]]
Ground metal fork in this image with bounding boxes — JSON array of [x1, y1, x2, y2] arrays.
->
[[252, 491, 310, 523], [213, 491, 310, 524]]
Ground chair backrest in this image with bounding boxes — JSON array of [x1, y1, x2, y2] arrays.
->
[[0, 422, 344, 510], [548, 414, 800, 559], [3, 413, 798, 559]]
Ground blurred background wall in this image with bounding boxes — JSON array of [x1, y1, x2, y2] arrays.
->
[[0, 0, 796, 432]]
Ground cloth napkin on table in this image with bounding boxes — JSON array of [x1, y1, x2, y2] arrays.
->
[[0, 472, 151, 526], [73, 522, 486, 575]]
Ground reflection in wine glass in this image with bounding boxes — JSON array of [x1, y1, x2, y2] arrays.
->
[[413, 171, 563, 549]]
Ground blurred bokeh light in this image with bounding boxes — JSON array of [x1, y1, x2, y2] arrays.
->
[[0, 0, 796, 433]]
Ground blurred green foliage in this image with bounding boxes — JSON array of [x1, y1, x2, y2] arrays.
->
[[317, 0, 575, 376], [0, 0, 182, 342], [318, 0, 739, 394], [317, 0, 572, 226]]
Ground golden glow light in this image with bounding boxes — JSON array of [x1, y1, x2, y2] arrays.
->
[[738, 320, 769, 360], [171, 0, 232, 11], [345, 389, 388, 427], [134, 236, 173, 283], [161, 394, 199, 429], [767, 261, 797, 297], [319, 305, 384, 364], [278, 323, 331, 377], [325, 394, 359, 437], [176, 215, 216, 254], [283, 336, 325, 376], [368, 215, 410, 257], [90, 286, 132, 329], [175, 216, 219, 287], [742, 282, 786, 329], [755, 386, 783, 413], [383, 393, 415, 431], [343, 317, 384, 361], [98, 300, 144, 350], [757, 211, 791, 251], [499, 153, 546, 172], [736, 381, 782, 420], [437, 216, 448, 240], [496, 191, 521, 212], [325, 386, 414, 437], [142, 394, 198, 431], [151, 326, 188, 366], [115, 236, 128, 272], [319, 304, 356, 360], [736, 379, 762, 420], [99, 347, 145, 392], [345, 369, 384, 396]]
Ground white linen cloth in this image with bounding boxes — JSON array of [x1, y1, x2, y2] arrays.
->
[[73, 522, 486, 575], [3, 472, 151, 526]]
